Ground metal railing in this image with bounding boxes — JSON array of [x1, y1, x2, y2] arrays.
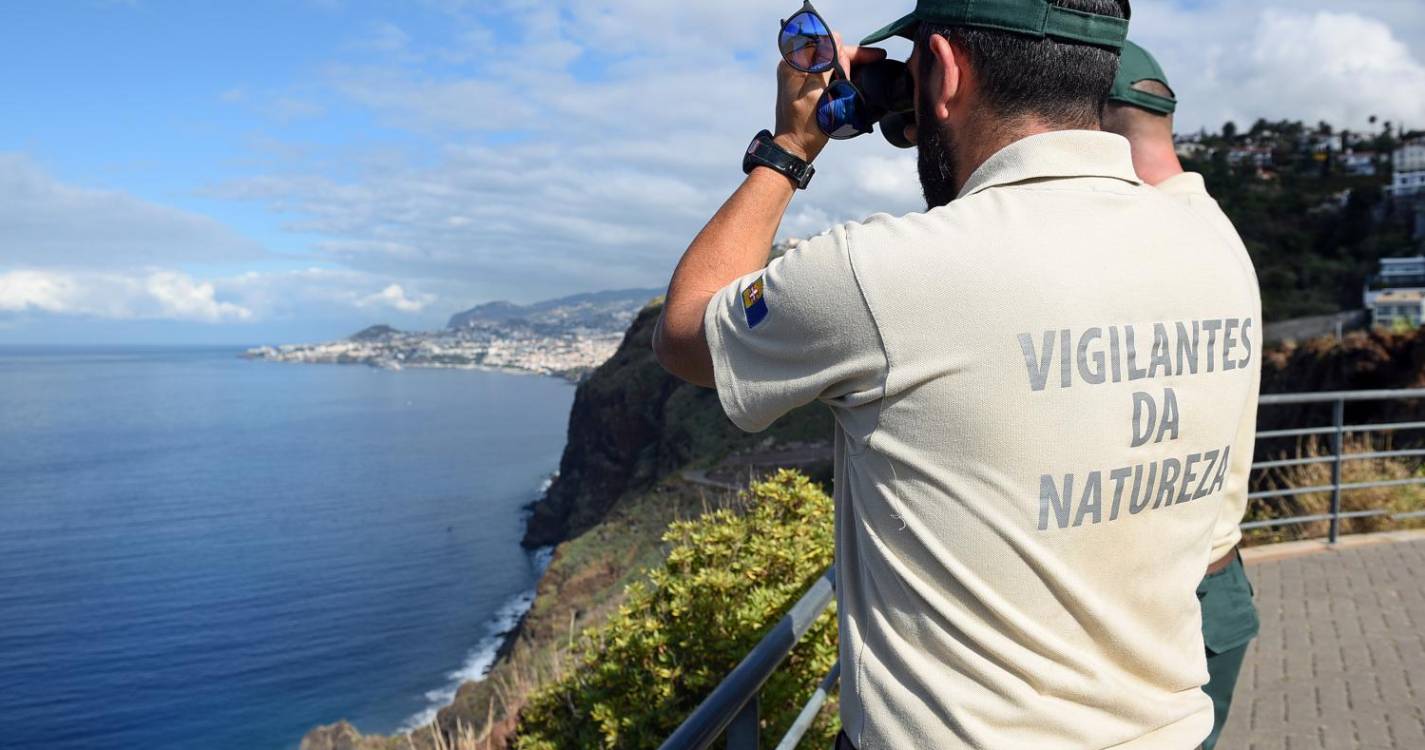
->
[[661, 388, 1425, 750], [657, 568, 836, 750], [1248, 388, 1425, 541]]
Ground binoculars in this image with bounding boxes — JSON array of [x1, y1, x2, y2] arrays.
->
[[853, 59, 916, 149]]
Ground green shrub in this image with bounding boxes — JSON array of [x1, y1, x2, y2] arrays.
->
[[514, 470, 838, 750]]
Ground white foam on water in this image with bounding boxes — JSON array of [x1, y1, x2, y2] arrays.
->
[[399, 585, 539, 732], [399, 474, 561, 733]]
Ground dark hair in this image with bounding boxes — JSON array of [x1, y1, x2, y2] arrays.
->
[[916, 0, 1129, 127]]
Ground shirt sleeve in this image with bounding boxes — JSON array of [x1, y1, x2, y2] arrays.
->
[[702, 223, 888, 433], [1210, 330, 1259, 560]]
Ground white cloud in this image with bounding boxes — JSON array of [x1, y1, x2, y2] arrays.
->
[[264, 96, 326, 122], [1238, 11, 1425, 127], [361, 21, 410, 53], [0, 154, 264, 268], [359, 283, 435, 313], [1131, 5, 1425, 132], [0, 269, 252, 322], [144, 271, 254, 321], [213, 268, 449, 322], [0, 266, 454, 325], [326, 65, 539, 132], [209, 2, 927, 299]]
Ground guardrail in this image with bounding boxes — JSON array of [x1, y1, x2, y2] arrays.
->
[[660, 388, 1425, 750], [657, 569, 836, 750], [1249, 388, 1425, 541]]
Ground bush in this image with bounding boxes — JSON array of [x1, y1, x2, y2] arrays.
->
[[514, 470, 838, 750]]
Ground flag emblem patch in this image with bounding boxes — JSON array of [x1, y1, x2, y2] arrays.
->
[[741, 277, 768, 329]]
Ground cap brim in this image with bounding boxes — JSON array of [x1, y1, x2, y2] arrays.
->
[[1107, 86, 1178, 116], [860, 11, 918, 46]]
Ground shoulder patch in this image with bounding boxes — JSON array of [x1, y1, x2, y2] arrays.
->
[[741, 276, 769, 329]]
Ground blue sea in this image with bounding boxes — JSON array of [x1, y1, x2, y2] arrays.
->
[[0, 347, 575, 750]]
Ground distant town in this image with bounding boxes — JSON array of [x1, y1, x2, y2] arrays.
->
[[1169, 120, 1424, 326], [244, 288, 661, 382], [1174, 119, 1424, 199], [1182, 117, 1425, 334]]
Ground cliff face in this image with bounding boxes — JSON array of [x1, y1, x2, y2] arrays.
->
[[523, 299, 831, 547]]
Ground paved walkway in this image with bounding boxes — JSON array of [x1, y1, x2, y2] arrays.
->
[[1222, 534, 1425, 749]]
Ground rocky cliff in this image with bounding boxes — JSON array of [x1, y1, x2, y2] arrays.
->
[[522, 299, 831, 548]]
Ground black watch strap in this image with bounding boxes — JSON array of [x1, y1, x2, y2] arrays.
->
[[743, 130, 814, 189]]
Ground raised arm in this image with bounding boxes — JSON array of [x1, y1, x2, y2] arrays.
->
[[653, 165, 798, 387], [653, 38, 883, 387]]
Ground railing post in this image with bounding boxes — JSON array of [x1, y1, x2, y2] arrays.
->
[[1329, 398, 1345, 544], [726, 695, 759, 750]]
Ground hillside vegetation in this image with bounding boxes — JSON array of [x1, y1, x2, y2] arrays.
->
[[1183, 119, 1420, 321], [516, 471, 838, 750]]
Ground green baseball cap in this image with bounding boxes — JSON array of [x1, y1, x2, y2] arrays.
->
[[1108, 40, 1176, 115], [861, 0, 1129, 49]]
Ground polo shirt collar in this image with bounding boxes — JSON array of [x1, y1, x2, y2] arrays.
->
[[956, 130, 1142, 200]]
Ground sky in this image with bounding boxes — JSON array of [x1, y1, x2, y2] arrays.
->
[[1, 1, 1423, 345]]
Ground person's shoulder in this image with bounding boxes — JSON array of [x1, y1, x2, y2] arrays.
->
[[834, 204, 982, 250], [1153, 171, 1210, 199]]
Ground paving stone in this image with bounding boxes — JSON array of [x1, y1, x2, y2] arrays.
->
[[1218, 538, 1425, 749]]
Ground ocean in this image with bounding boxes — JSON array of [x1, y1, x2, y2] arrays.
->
[[0, 347, 575, 750]]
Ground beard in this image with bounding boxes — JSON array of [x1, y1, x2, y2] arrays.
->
[[916, 94, 960, 210]]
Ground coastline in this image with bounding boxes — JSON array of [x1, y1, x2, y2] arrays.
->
[[245, 354, 591, 383], [395, 474, 560, 734], [398, 546, 555, 732]]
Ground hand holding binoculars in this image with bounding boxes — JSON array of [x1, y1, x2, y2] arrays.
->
[[851, 59, 916, 149]]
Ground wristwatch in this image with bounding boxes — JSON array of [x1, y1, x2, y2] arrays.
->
[[743, 130, 815, 189]]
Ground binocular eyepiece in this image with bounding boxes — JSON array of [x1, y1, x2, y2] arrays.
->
[[852, 59, 915, 149]]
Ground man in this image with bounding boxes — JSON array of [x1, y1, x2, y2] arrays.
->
[[1103, 41, 1263, 750], [654, 0, 1261, 747]]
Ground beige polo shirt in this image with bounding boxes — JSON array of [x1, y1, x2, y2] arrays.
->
[[704, 131, 1262, 749], [1156, 171, 1262, 563]]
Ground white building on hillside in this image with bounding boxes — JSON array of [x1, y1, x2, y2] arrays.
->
[[1391, 140, 1425, 198], [1366, 257, 1425, 328], [1370, 290, 1425, 328], [1396, 140, 1425, 172], [1396, 171, 1425, 197], [1342, 151, 1378, 176], [1378, 256, 1425, 285]]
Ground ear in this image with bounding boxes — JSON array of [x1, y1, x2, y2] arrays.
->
[[925, 32, 962, 123]]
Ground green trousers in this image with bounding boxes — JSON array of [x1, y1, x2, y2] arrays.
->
[[1197, 554, 1260, 750]]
